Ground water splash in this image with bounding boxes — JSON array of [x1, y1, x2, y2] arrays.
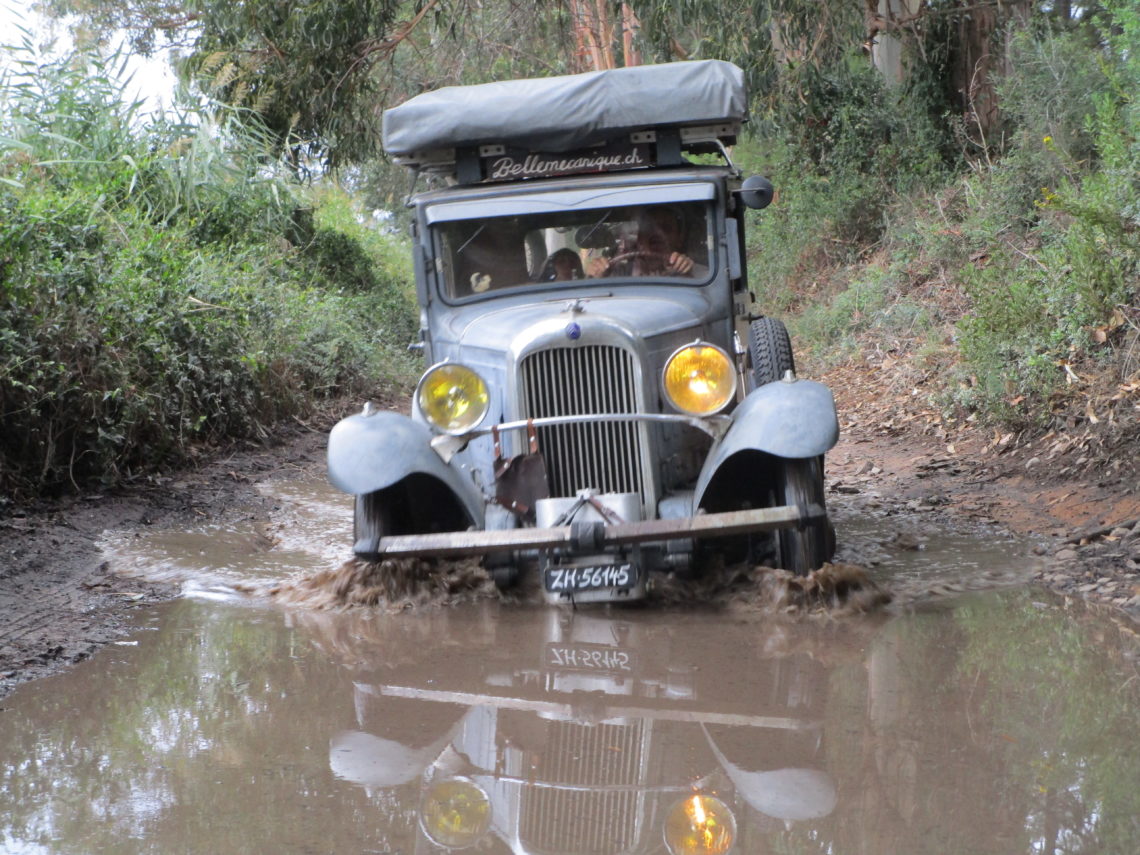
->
[[260, 557, 498, 611]]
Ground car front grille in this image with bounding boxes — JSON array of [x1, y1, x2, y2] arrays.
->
[[518, 719, 647, 855], [519, 344, 647, 501]]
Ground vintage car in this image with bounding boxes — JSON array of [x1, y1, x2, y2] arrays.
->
[[327, 60, 839, 602]]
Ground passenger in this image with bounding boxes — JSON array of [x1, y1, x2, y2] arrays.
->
[[586, 207, 703, 278], [539, 248, 585, 281]]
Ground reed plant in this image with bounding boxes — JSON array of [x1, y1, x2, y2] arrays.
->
[[0, 46, 417, 500]]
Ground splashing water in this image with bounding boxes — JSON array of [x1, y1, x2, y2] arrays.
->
[[260, 557, 498, 611]]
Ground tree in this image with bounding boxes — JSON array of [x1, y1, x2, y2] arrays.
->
[[43, 0, 437, 168]]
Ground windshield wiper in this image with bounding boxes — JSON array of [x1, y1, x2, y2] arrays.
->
[[577, 209, 614, 247]]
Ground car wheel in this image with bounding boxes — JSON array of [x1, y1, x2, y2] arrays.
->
[[777, 457, 833, 575], [749, 317, 795, 389], [353, 491, 393, 560]]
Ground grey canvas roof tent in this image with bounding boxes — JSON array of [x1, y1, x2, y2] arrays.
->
[[382, 60, 747, 179]]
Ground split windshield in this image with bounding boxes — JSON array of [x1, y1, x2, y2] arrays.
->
[[434, 200, 713, 299]]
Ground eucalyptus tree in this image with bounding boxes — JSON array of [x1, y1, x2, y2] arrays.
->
[[43, 0, 433, 169]]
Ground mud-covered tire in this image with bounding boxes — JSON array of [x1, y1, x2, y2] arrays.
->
[[749, 316, 795, 389], [353, 491, 392, 560], [777, 456, 834, 575]]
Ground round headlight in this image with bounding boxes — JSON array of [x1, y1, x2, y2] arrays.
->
[[416, 363, 490, 434], [663, 343, 736, 415], [421, 778, 491, 849], [664, 793, 736, 855]]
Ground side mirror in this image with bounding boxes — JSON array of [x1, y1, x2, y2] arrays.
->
[[739, 175, 774, 210]]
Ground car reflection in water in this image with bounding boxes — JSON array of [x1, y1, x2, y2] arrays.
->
[[311, 606, 842, 855]]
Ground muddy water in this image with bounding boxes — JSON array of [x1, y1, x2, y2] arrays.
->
[[2, 478, 1138, 855]]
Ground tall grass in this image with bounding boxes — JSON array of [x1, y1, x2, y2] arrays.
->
[[0, 48, 417, 500]]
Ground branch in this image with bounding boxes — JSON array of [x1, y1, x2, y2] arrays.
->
[[867, 2, 1010, 39], [336, 0, 440, 93]]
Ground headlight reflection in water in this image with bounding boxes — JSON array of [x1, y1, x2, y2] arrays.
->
[[664, 793, 737, 855], [420, 777, 491, 849]]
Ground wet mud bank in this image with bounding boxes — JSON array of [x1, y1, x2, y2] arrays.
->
[[2, 397, 1137, 700], [0, 425, 327, 699]]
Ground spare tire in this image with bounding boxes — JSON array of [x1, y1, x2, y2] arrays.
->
[[749, 316, 795, 389]]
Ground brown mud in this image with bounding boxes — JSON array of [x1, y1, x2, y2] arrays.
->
[[2, 365, 1138, 699]]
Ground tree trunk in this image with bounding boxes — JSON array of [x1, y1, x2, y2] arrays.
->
[[621, 3, 642, 67]]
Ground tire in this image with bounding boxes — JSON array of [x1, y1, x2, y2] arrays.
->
[[749, 317, 795, 389], [353, 491, 392, 560], [777, 456, 833, 575]]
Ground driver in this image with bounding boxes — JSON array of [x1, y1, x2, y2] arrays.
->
[[586, 207, 701, 277]]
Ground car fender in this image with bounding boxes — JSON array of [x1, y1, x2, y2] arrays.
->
[[694, 379, 838, 507], [327, 410, 485, 527]]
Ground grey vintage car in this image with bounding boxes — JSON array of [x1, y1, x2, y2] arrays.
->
[[327, 60, 839, 603]]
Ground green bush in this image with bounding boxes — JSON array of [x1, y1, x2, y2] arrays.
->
[[0, 49, 418, 500], [948, 7, 1139, 417], [749, 3, 1139, 423]]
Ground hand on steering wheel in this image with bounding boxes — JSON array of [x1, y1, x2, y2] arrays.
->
[[592, 250, 694, 277]]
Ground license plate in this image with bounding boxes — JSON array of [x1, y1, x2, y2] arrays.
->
[[544, 562, 634, 593], [545, 643, 636, 673]]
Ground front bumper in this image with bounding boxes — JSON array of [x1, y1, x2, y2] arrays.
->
[[361, 503, 825, 559]]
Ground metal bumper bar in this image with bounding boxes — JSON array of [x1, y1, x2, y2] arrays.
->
[[369, 503, 825, 559]]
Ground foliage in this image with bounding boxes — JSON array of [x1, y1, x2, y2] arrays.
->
[[185, 0, 410, 169], [946, 7, 1139, 419], [0, 48, 417, 500], [45, 0, 412, 168], [736, 1, 1138, 426]]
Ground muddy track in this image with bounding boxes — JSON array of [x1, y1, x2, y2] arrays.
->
[[2, 395, 1137, 700], [0, 425, 327, 699]]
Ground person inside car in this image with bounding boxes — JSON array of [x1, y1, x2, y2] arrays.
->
[[539, 248, 585, 281], [586, 207, 703, 278]]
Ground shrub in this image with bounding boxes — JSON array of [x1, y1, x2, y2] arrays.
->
[[0, 49, 418, 500]]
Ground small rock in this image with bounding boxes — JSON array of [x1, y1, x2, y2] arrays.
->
[[1032, 545, 1048, 556], [1053, 548, 1079, 563], [1110, 527, 1132, 539], [1026, 457, 1041, 468], [891, 532, 925, 551]]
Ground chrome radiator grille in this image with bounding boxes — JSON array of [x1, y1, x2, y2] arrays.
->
[[519, 720, 646, 855], [519, 345, 646, 500]]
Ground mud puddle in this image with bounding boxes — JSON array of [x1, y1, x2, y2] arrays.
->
[[2, 591, 1138, 854], [2, 475, 1136, 854]]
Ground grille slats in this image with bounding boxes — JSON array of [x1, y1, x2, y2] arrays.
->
[[520, 345, 647, 501], [519, 720, 647, 855]]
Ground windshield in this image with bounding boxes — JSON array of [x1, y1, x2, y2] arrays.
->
[[434, 201, 713, 299]]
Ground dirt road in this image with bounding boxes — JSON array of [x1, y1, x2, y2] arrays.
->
[[2, 383, 1137, 700]]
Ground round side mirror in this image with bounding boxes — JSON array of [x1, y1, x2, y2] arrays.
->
[[739, 175, 774, 210]]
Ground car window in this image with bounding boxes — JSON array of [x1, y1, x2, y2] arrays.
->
[[435, 201, 712, 299]]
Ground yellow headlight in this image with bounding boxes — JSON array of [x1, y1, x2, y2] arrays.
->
[[416, 363, 490, 434], [663, 343, 736, 415], [664, 793, 736, 855], [421, 778, 491, 849]]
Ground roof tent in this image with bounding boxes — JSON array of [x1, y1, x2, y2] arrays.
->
[[383, 60, 747, 179]]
